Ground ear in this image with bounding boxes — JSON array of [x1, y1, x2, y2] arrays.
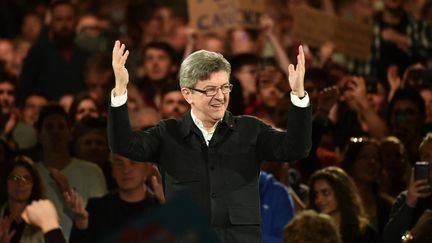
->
[[181, 88, 193, 105]]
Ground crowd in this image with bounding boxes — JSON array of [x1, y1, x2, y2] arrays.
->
[[0, 0, 431, 242]]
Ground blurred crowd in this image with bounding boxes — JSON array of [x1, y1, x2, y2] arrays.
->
[[0, 0, 432, 242]]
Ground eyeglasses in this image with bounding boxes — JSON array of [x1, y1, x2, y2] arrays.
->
[[8, 174, 33, 184], [188, 84, 233, 97]]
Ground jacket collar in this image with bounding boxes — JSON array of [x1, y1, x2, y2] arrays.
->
[[179, 109, 236, 138]]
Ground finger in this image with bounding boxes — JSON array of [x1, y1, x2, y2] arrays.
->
[[288, 64, 295, 75], [119, 50, 129, 67], [21, 210, 29, 223], [299, 45, 305, 67], [118, 44, 125, 60], [112, 40, 120, 58]]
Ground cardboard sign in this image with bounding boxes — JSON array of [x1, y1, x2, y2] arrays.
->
[[188, 0, 264, 32], [291, 6, 373, 60]]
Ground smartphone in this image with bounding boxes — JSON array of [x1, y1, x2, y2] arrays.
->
[[415, 161, 430, 181]]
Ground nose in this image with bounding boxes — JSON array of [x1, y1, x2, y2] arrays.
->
[[214, 87, 225, 100]]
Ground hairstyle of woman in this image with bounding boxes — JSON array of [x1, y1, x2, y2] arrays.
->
[[308, 167, 369, 243], [68, 92, 101, 124], [284, 210, 341, 243], [0, 156, 45, 206], [339, 137, 392, 234]]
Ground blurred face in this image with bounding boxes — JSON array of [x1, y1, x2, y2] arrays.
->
[[390, 100, 424, 139], [7, 166, 33, 203], [143, 48, 174, 81], [230, 29, 255, 54], [39, 114, 70, 151], [234, 64, 257, 96], [50, 4, 76, 43], [313, 179, 338, 215], [22, 95, 48, 125], [352, 144, 381, 182], [381, 141, 408, 178], [22, 14, 42, 41], [77, 131, 109, 165], [160, 91, 188, 119], [0, 40, 14, 64], [367, 83, 386, 113], [258, 67, 286, 108], [75, 99, 99, 121], [0, 82, 15, 114], [111, 154, 150, 191], [85, 70, 112, 104], [58, 95, 74, 113], [182, 71, 230, 128]]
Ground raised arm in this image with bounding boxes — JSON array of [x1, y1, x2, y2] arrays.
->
[[112, 40, 130, 96]]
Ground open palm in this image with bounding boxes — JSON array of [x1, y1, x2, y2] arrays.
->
[[288, 45, 305, 97]]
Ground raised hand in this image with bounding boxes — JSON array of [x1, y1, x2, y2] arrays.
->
[[64, 190, 89, 230], [112, 40, 130, 96], [148, 164, 165, 204], [288, 45, 305, 97], [0, 216, 15, 243], [21, 200, 60, 233], [406, 169, 432, 208]]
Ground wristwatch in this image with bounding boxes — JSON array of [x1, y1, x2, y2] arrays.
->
[[401, 230, 414, 242]]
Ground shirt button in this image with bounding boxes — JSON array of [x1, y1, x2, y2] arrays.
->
[[210, 166, 215, 171], [211, 193, 216, 198]]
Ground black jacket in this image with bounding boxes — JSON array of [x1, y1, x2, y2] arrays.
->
[[108, 102, 312, 243]]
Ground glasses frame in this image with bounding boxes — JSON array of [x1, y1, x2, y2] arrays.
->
[[8, 174, 33, 185], [188, 83, 233, 97]]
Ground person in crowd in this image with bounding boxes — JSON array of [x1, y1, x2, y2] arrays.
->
[[69, 153, 164, 243], [83, 54, 114, 109], [259, 171, 295, 243], [0, 73, 37, 151], [340, 137, 392, 234], [19, 0, 88, 101], [158, 83, 189, 120], [21, 199, 66, 243], [388, 88, 427, 164], [0, 156, 46, 243], [380, 136, 410, 198], [108, 40, 311, 243], [21, 93, 48, 127], [382, 132, 432, 243], [284, 210, 341, 243], [308, 166, 378, 243], [68, 93, 101, 124], [72, 117, 116, 191], [135, 41, 179, 108], [34, 104, 107, 240]]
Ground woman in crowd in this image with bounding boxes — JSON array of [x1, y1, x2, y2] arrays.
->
[[0, 156, 46, 242], [308, 166, 378, 243], [340, 137, 392, 234]]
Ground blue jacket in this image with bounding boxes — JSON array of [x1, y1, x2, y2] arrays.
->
[[259, 171, 295, 243]]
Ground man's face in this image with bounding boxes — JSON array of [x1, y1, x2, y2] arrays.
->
[[22, 95, 48, 125], [85, 69, 112, 104], [257, 67, 286, 108], [50, 4, 76, 43], [160, 91, 188, 119], [390, 100, 424, 139], [77, 131, 109, 165], [143, 48, 174, 81], [111, 154, 151, 191], [0, 82, 15, 114], [182, 71, 230, 127], [39, 114, 70, 151]]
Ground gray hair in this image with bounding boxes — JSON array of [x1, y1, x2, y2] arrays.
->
[[179, 50, 231, 88]]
